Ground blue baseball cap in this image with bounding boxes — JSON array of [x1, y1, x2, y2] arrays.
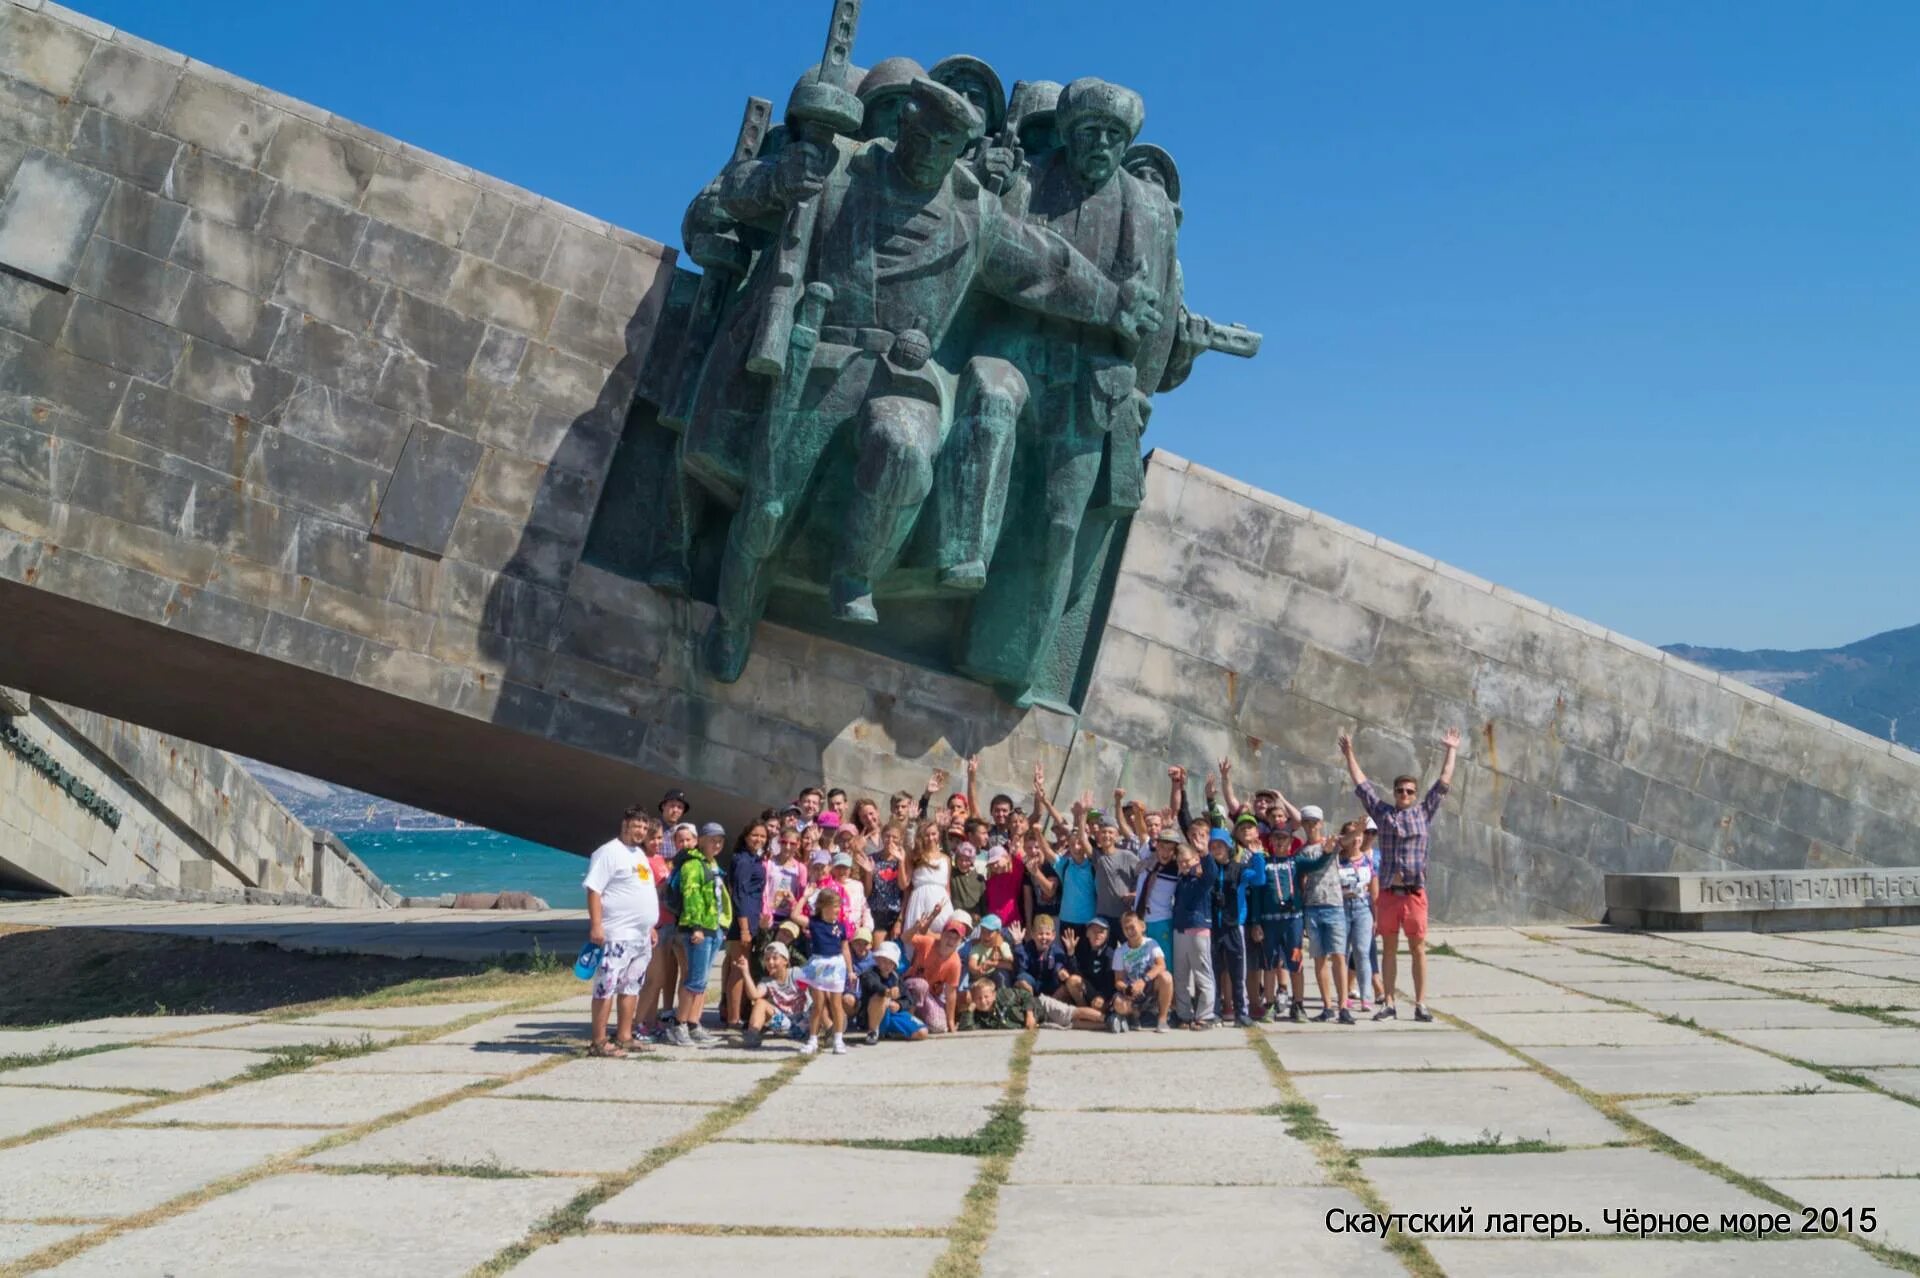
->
[[1209, 827, 1231, 847]]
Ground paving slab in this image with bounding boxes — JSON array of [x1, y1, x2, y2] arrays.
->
[[1632, 998, 1888, 1030], [0, 1085, 147, 1139], [311, 1043, 567, 1075], [3, 1045, 265, 1092], [506, 1232, 947, 1276], [1527, 1043, 1842, 1095], [60, 1015, 257, 1039], [1010, 1110, 1322, 1185], [1448, 1011, 1708, 1046], [1270, 1029, 1517, 1073], [1437, 993, 1618, 1014], [1862, 1067, 1920, 1102], [292, 1001, 508, 1029], [0, 1225, 88, 1265], [497, 1055, 782, 1104], [1031, 1026, 1249, 1051], [1816, 986, 1920, 1009], [735, 1081, 1002, 1142], [0, 1125, 314, 1220], [173, 1022, 411, 1051], [1713, 1026, 1920, 1066], [1735, 971, 1908, 996], [435, 1014, 589, 1046], [307, 1094, 708, 1174], [1769, 1178, 1920, 1258], [1426, 1238, 1903, 1277], [982, 1185, 1401, 1277], [1360, 1146, 1771, 1235], [591, 1140, 976, 1230], [0, 1029, 134, 1058], [1025, 1046, 1276, 1111], [1293, 1070, 1620, 1150], [41, 1171, 581, 1277], [1414, 965, 1559, 997], [788, 1033, 1014, 1084], [1559, 977, 1759, 1001], [1626, 1093, 1920, 1177], [529, 995, 594, 1014], [129, 1070, 492, 1128]]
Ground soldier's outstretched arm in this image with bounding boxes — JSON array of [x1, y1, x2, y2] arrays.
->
[[975, 205, 1120, 328], [717, 138, 833, 232]]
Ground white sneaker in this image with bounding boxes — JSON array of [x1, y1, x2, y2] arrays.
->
[[800, 1036, 819, 1056], [831, 1034, 847, 1055]]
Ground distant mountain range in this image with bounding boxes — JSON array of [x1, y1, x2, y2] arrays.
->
[[240, 760, 463, 833], [1663, 623, 1920, 746]]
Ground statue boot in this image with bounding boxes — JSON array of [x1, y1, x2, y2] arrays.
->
[[934, 357, 1026, 593], [833, 394, 941, 625]]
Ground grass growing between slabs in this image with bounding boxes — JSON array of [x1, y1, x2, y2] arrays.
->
[[928, 1030, 1034, 1278], [241, 1035, 382, 1080], [1364, 1132, 1565, 1158]]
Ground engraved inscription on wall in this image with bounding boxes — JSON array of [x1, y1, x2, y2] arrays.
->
[[1696, 871, 1920, 910]]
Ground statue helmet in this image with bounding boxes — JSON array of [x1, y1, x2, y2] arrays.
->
[[1123, 143, 1180, 205], [902, 76, 983, 140], [1057, 76, 1145, 144], [857, 56, 926, 106], [929, 54, 1006, 136], [1006, 79, 1063, 132]]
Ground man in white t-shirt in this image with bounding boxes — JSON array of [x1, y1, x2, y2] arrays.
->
[[584, 805, 662, 1056]]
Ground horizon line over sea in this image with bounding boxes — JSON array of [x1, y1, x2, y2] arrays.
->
[[342, 829, 586, 907]]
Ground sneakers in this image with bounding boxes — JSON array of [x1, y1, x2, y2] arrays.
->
[[1234, 1013, 1253, 1028], [1373, 1004, 1398, 1022], [1155, 1017, 1170, 1034], [742, 1028, 763, 1049], [1337, 1007, 1355, 1025], [864, 1028, 881, 1046], [1313, 1007, 1334, 1023], [1288, 1002, 1304, 1023], [1105, 1013, 1123, 1034], [668, 1023, 694, 1048], [831, 1034, 847, 1055], [687, 1024, 715, 1045], [800, 1035, 820, 1056], [1359, 1000, 1374, 1013], [1413, 1005, 1434, 1023]]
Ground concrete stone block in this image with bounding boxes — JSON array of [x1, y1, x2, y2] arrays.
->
[[468, 324, 528, 387], [244, 424, 383, 522], [73, 41, 178, 127], [1717, 809, 1811, 872], [491, 204, 561, 277], [513, 340, 606, 416], [1471, 659, 1564, 733], [173, 271, 285, 358], [454, 189, 513, 259], [442, 251, 560, 337], [350, 216, 457, 301], [543, 292, 624, 365], [66, 107, 177, 194], [0, 71, 82, 151], [0, 1125, 312, 1221], [93, 178, 184, 258], [169, 209, 286, 296], [275, 380, 409, 473], [373, 286, 483, 372], [599, 241, 668, 318], [291, 512, 397, 595], [0, 147, 113, 286], [0, 268, 70, 342], [1296, 1069, 1618, 1149], [258, 184, 365, 265], [268, 314, 394, 409], [1694, 747, 1789, 822], [309, 1094, 709, 1174], [361, 152, 477, 247], [259, 114, 379, 204], [512, 1235, 944, 1278], [0, 6, 95, 96], [1498, 781, 1598, 858], [165, 149, 272, 231], [273, 249, 384, 334], [1529, 1041, 1834, 1094], [115, 379, 252, 476], [540, 221, 614, 298], [60, 293, 182, 380], [305, 581, 433, 650], [1551, 746, 1651, 822], [258, 610, 366, 678], [171, 336, 294, 420], [71, 235, 187, 324], [165, 583, 270, 648], [370, 422, 481, 554], [162, 73, 281, 167]]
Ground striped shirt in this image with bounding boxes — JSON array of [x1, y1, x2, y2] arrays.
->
[[1356, 780, 1450, 890]]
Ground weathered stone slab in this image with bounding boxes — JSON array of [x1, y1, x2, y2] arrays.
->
[[1269, 1029, 1517, 1073], [506, 1233, 948, 1278], [983, 1186, 1401, 1277], [173, 1022, 410, 1051], [0, 1125, 312, 1220], [308, 1095, 708, 1173], [369, 422, 484, 555], [1633, 998, 1887, 1030], [436, 1014, 589, 1047], [1032, 1026, 1248, 1051], [498, 1056, 780, 1105], [311, 1042, 564, 1075], [0, 149, 114, 286], [1011, 1110, 1322, 1185], [1628, 1093, 1920, 1177], [1768, 1178, 1920, 1259], [1398, 963, 1558, 998], [591, 1141, 976, 1231], [1438, 993, 1616, 1013], [1712, 1026, 1920, 1067], [1427, 1238, 1903, 1278], [0, 1027, 134, 1057], [787, 1032, 1014, 1085], [735, 1082, 1000, 1143], [0, 1085, 142, 1140], [1025, 1046, 1276, 1111], [130, 1069, 490, 1127], [41, 1171, 581, 1276], [1294, 1070, 1619, 1150], [1445, 1011, 1708, 1046], [1362, 1146, 1771, 1236], [60, 1014, 256, 1038], [4, 1044, 264, 1092], [292, 1001, 507, 1029], [1559, 977, 1759, 1001], [1862, 1067, 1920, 1102], [0, 1224, 88, 1266], [1526, 1043, 1842, 1095]]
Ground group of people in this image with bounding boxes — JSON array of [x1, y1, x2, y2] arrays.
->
[[580, 729, 1459, 1057]]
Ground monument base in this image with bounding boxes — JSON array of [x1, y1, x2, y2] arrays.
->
[[1605, 869, 1920, 932]]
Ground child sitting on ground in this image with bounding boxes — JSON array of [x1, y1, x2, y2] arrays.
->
[[966, 914, 1017, 988], [858, 941, 928, 1044], [794, 888, 851, 1055], [738, 942, 807, 1048], [1011, 915, 1072, 1001]]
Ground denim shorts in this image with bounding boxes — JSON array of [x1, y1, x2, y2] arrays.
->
[[680, 929, 723, 994], [1262, 913, 1305, 973], [1305, 905, 1348, 960]]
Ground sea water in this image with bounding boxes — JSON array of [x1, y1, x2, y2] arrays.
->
[[343, 830, 587, 907]]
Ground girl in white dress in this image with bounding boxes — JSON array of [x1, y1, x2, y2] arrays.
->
[[903, 820, 953, 933]]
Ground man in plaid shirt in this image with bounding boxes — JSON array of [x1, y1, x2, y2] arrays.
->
[[1341, 727, 1461, 1022]]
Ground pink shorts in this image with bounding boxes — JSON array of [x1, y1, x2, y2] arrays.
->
[[1376, 888, 1428, 942]]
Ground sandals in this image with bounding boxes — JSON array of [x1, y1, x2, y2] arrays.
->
[[588, 1040, 629, 1059]]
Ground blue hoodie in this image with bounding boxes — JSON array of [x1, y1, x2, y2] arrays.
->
[[1173, 852, 1218, 931]]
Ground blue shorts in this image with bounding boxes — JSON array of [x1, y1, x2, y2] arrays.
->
[[1260, 914, 1305, 973], [1305, 905, 1348, 960], [879, 1009, 926, 1039], [680, 929, 722, 994], [766, 1011, 807, 1039]]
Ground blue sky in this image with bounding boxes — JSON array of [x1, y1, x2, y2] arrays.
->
[[87, 0, 1919, 651]]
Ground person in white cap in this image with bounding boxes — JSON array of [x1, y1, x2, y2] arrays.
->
[[857, 940, 928, 1044], [735, 941, 807, 1048]]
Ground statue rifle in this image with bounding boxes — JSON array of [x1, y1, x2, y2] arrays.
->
[[1180, 314, 1262, 359], [737, 282, 834, 557]]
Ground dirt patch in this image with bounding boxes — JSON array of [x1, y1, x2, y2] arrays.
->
[[0, 924, 483, 1026]]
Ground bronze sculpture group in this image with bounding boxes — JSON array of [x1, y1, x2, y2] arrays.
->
[[633, 1, 1259, 704]]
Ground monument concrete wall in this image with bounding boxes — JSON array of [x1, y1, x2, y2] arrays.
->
[[1060, 453, 1920, 922], [2, 3, 1916, 917], [1, 687, 387, 906]]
